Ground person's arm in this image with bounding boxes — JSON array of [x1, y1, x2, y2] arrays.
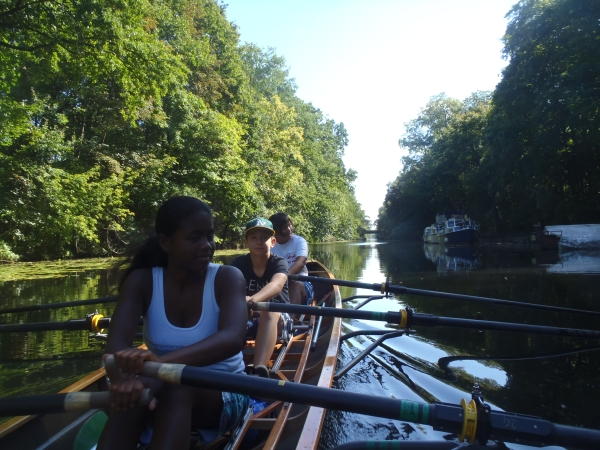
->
[[105, 269, 150, 355], [102, 269, 153, 411], [287, 256, 307, 275], [248, 272, 287, 303]]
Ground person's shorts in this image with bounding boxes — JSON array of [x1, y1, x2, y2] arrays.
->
[[303, 281, 314, 304], [219, 391, 250, 436], [246, 313, 293, 342], [196, 390, 249, 443], [138, 389, 249, 445]]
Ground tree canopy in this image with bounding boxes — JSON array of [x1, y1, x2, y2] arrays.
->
[[378, 0, 599, 239], [0, 0, 367, 261]]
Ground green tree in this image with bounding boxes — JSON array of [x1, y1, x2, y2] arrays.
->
[[379, 93, 492, 239], [487, 0, 600, 230], [0, 0, 366, 259]]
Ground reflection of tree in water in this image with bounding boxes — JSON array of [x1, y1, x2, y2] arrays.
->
[[309, 242, 374, 297], [372, 242, 600, 430]]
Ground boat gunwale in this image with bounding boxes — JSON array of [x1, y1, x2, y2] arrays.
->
[[237, 260, 341, 450]]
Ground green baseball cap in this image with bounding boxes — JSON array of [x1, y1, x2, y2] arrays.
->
[[244, 217, 275, 236]]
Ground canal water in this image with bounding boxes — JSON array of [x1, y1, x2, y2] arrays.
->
[[1, 241, 599, 449]]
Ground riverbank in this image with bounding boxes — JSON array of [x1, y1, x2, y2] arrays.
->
[[0, 250, 248, 282]]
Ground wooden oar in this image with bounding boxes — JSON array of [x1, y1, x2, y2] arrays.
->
[[102, 356, 600, 450], [251, 302, 600, 339], [0, 390, 152, 417], [289, 274, 600, 316]]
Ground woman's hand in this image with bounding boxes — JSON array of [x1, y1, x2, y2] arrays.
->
[[103, 350, 159, 411], [111, 348, 158, 376], [108, 376, 147, 411]]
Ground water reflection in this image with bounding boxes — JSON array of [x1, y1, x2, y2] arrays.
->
[[545, 249, 600, 274], [320, 241, 600, 450], [423, 244, 481, 273], [2, 244, 600, 447], [531, 249, 561, 266], [421, 243, 600, 275]]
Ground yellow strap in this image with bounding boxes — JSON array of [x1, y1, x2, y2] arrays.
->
[[91, 314, 104, 334], [399, 309, 408, 328], [380, 281, 387, 294], [458, 398, 478, 443]]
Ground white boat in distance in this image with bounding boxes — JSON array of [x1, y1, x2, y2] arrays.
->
[[423, 212, 480, 245]]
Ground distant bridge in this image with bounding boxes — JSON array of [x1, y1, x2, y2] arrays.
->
[[359, 229, 378, 238]]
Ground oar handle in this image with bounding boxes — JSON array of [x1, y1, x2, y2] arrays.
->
[[0, 389, 153, 417], [105, 355, 181, 385]]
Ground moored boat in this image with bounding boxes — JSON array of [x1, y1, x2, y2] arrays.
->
[[428, 212, 479, 245], [424, 224, 440, 244], [0, 260, 342, 450], [531, 224, 562, 250]]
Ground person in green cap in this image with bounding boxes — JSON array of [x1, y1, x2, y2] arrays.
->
[[230, 218, 289, 378]]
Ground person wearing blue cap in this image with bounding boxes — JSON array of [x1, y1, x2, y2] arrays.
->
[[230, 218, 289, 378]]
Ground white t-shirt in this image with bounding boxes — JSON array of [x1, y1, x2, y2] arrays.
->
[[272, 234, 309, 276]]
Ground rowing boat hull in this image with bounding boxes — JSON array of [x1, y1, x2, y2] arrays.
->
[[235, 260, 342, 450], [0, 260, 342, 450]]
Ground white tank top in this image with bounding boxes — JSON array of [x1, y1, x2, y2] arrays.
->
[[143, 264, 245, 373]]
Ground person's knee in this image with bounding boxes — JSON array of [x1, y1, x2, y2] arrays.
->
[[289, 281, 306, 305], [156, 383, 193, 408], [259, 310, 280, 324]]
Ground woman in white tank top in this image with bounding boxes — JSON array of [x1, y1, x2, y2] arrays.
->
[[98, 197, 248, 450]]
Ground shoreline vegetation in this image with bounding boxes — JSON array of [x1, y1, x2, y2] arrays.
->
[[0, 0, 369, 263], [377, 0, 600, 241]]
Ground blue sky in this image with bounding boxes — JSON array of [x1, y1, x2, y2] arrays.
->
[[223, 0, 517, 223]]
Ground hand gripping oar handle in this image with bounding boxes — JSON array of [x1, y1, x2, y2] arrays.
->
[[289, 274, 600, 317], [0, 390, 153, 417], [104, 356, 600, 450], [251, 302, 600, 339]]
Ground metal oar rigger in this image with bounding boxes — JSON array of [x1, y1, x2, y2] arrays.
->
[[93, 357, 599, 450], [289, 274, 600, 316]]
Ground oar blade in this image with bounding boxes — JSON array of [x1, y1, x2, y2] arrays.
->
[[73, 411, 108, 450]]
